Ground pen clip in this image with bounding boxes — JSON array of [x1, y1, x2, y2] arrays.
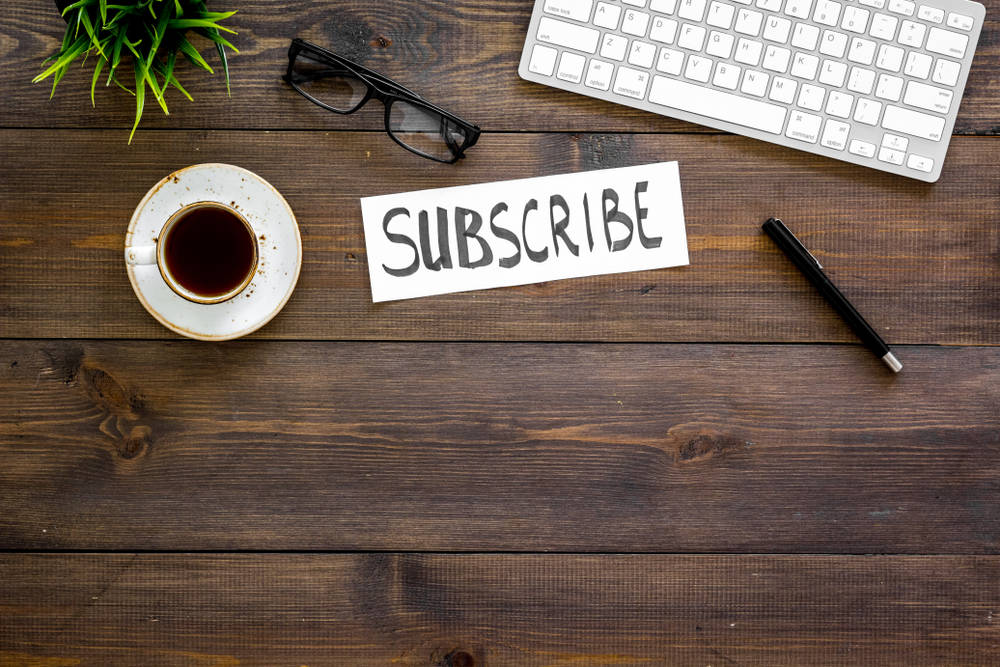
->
[[767, 218, 823, 269]]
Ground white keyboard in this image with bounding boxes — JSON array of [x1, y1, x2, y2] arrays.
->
[[518, 0, 984, 181]]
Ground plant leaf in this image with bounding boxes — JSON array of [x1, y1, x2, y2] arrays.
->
[[168, 18, 237, 34], [129, 59, 145, 144], [90, 54, 107, 106], [33, 35, 90, 83], [178, 37, 213, 73]]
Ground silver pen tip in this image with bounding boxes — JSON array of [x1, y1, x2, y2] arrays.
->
[[881, 351, 902, 373]]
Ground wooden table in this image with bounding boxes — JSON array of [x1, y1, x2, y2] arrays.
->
[[2, 1, 998, 664]]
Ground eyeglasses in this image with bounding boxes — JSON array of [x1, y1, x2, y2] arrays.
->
[[283, 39, 481, 163]]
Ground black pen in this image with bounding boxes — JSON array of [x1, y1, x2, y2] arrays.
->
[[762, 217, 902, 373]]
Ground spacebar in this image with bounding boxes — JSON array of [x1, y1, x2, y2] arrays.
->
[[648, 76, 787, 135]]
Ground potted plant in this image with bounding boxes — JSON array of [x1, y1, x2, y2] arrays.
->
[[35, 0, 239, 143]]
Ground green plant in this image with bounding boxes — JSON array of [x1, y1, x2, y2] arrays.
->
[[34, 0, 238, 143]]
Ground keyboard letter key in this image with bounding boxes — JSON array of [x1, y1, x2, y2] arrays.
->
[[649, 75, 788, 133]]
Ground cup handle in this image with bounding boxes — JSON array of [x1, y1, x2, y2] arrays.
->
[[125, 245, 157, 266]]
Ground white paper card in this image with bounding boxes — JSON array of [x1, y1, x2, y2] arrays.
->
[[360, 161, 689, 302]]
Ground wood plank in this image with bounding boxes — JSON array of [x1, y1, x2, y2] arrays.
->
[[1, 130, 997, 344], [2, 554, 998, 666], [2, 340, 997, 552], [2, 0, 997, 134]]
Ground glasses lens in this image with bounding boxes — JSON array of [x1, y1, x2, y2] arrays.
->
[[289, 51, 368, 112], [388, 100, 470, 161]]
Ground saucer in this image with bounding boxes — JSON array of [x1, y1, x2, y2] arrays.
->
[[125, 163, 302, 341]]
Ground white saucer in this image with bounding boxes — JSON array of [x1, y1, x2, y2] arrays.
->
[[125, 163, 302, 341]]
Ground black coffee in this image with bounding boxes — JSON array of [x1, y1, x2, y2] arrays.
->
[[163, 206, 256, 298]]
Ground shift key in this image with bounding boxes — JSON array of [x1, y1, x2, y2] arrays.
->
[[537, 17, 600, 53], [882, 104, 946, 141]]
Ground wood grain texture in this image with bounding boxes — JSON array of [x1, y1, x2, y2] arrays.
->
[[2, 340, 997, 552], [2, 554, 999, 666], [1, 130, 997, 343], [0, 0, 997, 135]]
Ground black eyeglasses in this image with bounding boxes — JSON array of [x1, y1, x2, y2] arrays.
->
[[283, 39, 481, 163]]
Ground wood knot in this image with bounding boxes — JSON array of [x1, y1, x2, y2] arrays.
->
[[117, 425, 152, 459], [370, 35, 392, 48], [677, 434, 752, 463], [444, 650, 475, 667]]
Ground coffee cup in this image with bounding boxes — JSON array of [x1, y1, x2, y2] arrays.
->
[[126, 201, 259, 305]]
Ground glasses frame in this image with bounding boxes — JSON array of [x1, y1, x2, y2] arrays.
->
[[283, 39, 481, 163]]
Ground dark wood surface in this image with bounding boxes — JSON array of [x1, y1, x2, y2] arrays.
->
[[2, 0, 999, 664]]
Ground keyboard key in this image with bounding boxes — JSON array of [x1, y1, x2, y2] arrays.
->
[[557, 51, 587, 82], [544, 0, 595, 23], [849, 138, 877, 156], [859, 0, 885, 8], [714, 62, 742, 88], [797, 82, 826, 110], [848, 66, 876, 93], [786, 110, 823, 142], [529, 45, 558, 75], [791, 52, 820, 79], [678, 24, 708, 50], [656, 47, 685, 74], [735, 9, 764, 35], [585, 59, 615, 89], [707, 30, 737, 58], [614, 66, 651, 97], [906, 153, 933, 171], [847, 37, 877, 64], [887, 0, 914, 15], [853, 97, 882, 124], [764, 16, 792, 42], [898, 20, 926, 47], [684, 54, 713, 81], [842, 6, 870, 32], [932, 58, 960, 86], [594, 1, 623, 28], [869, 13, 897, 40], [762, 45, 792, 71], [917, 5, 943, 23], [678, 0, 708, 21], [875, 44, 904, 71], [538, 17, 601, 52], [649, 75, 788, 133], [742, 69, 770, 96], [650, 17, 679, 43], [821, 118, 851, 149], [819, 30, 848, 57], [785, 0, 814, 19], [757, 0, 783, 10], [601, 33, 629, 60], [769, 76, 798, 103], [881, 104, 945, 140], [878, 145, 905, 164], [629, 40, 658, 67], [813, 0, 843, 26], [904, 51, 932, 78], [735, 38, 764, 65], [825, 90, 855, 117], [622, 9, 652, 35], [792, 23, 821, 49], [903, 80, 953, 114], [946, 12, 974, 31], [875, 73, 903, 100], [650, 0, 678, 12], [881, 132, 908, 150], [926, 27, 968, 58], [707, 1, 736, 28], [819, 59, 848, 86]]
